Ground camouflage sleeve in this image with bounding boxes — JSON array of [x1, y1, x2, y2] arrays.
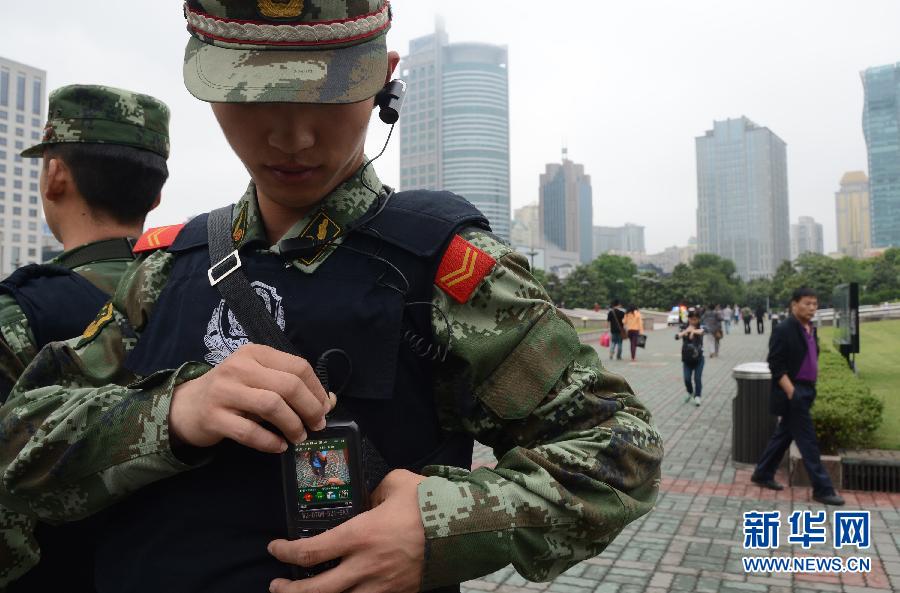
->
[[419, 229, 663, 590], [0, 296, 37, 401], [0, 251, 210, 522]]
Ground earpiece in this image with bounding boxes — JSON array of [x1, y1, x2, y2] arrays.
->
[[375, 79, 407, 125]]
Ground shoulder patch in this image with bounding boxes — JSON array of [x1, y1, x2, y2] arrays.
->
[[81, 301, 115, 342], [435, 235, 497, 304], [133, 224, 186, 253]]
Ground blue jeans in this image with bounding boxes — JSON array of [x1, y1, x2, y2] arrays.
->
[[609, 333, 623, 359], [683, 356, 705, 398]]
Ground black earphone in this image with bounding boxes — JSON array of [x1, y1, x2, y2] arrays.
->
[[375, 79, 407, 125]]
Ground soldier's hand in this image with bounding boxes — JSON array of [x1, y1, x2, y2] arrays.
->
[[267, 469, 427, 593], [169, 344, 334, 453]]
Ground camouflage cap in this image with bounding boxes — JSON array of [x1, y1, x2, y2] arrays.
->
[[21, 85, 170, 159], [183, 0, 391, 104]]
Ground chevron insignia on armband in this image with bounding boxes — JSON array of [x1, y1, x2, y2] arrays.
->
[[435, 235, 497, 304], [133, 224, 186, 253]]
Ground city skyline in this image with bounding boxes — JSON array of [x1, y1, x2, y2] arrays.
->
[[1, 2, 899, 255]]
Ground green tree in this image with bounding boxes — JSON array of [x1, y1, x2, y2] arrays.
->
[[590, 254, 637, 305], [793, 253, 842, 307]]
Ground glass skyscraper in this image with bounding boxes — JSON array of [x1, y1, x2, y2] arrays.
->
[[399, 21, 510, 239], [539, 150, 593, 265], [696, 117, 790, 280], [0, 56, 46, 276], [861, 63, 900, 249]]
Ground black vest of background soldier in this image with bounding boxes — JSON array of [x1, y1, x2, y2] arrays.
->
[[0, 239, 137, 593], [92, 191, 489, 593]]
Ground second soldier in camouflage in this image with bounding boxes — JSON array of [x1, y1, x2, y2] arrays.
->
[[0, 84, 170, 589]]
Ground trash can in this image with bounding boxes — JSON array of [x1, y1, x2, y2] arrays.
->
[[732, 362, 777, 463]]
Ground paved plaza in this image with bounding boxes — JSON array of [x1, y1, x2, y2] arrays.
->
[[462, 326, 900, 593]]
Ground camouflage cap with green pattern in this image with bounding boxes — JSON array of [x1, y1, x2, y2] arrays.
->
[[183, 0, 391, 104], [21, 85, 170, 159]]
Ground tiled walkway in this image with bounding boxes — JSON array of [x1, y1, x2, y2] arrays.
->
[[462, 327, 900, 593]]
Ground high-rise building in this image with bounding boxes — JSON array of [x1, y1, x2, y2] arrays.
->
[[861, 63, 900, 248], [790, 216, 824, 260], [0, 56, 46, 276], [696, 117, 790, 280], [539, 149, 593, 264], [835, 171, 871, 258], [399, 20, 510, 239], [592, 223, 645, 257]]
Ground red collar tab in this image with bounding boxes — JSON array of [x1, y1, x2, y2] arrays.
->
[[133, 224, 186, 254]]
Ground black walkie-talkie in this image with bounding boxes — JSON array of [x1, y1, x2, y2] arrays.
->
[[281, 419, 368, 579]]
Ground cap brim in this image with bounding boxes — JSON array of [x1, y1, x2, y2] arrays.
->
[[20, 144, 45, 158], [183, 35, 387, 104]]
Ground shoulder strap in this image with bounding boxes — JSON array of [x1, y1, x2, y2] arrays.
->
[[56, 238, 137, 269], [207, 206, 297, 355], [206, 205, 391, 492]]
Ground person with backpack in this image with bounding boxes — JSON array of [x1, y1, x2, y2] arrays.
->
[[676, 310, 704, 406], [606, 299, 626, 360]]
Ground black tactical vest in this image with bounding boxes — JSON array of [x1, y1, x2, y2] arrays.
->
[[94, 191, 490, 593], [0, 265, 113, 593], [0, 264, 110, 358]]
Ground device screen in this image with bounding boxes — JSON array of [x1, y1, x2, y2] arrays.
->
[[293, 437, 354, 510]]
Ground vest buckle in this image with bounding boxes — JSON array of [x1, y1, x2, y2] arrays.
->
[[208, 250, 242, 286]]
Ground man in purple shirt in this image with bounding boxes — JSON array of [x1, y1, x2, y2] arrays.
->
[[751, 287, 845, 506]]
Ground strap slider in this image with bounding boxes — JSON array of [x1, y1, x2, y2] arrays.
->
[[208, 250, 242, 286]]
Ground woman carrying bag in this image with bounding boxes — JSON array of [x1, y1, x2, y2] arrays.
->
[[623, 305, 644, 362]]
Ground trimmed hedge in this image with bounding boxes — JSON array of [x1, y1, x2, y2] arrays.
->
[[811, 345, 883, 454]]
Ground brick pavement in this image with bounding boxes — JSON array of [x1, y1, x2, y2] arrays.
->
[[462, 326, 900, 593]]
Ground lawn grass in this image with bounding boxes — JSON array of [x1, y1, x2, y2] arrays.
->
[[819, 319, 900, 450]]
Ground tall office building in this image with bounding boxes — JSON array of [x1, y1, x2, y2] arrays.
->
[[696, 117, 790, 279], [861, 63, 900, 248], [592, 223, 645, 257], [835, 171, 872, 258], [399, 20, 510, 239], [790, 216, 824, 260], [0, 57, 46, 276], [539, 149, 593, 264]]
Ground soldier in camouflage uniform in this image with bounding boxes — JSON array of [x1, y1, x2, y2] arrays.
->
[[0, 3, 662, 593], [0, 84, 170, 590]]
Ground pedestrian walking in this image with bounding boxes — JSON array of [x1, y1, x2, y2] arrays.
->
[[676, 310, 705, 407], [741, 306, 753, 334], [701, 304, 722, 358], [623, 305, 644, 362], [722, 304, 733, 335], [755, 305, 766, 334], [751, 287, 845, 506], [606, 299, 625, 361]]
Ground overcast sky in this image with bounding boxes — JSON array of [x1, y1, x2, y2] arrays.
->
[[3, 1, 899, 253]]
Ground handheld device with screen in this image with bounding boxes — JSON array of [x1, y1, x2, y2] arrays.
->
[[281, 419, 368, 578]]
